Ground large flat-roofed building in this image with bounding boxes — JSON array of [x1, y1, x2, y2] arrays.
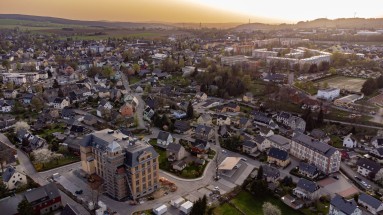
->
[[317, 88, 340, 100], [290, 132, 340, 174], [334, 94, 363, 107], [252, 49, 278, 59], [221, 55, 249, 66], [80, 129, 159, 200]]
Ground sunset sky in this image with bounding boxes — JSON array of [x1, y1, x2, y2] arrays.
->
[[1, 0, 383, 23]]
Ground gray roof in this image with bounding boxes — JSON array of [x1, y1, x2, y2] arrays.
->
[[166, 143, 183, 153], [242, 140, 257, 148], [268, 135, 290, 146], [356, 158, 381, 174], [261, 165, 280, 178], [24, 183, 60, 204], [292, 132, 337, 158], [2, 166, 16, 182], [254, 135, 266, 144], [268, 147, 289, 161], [359, 193, 382, 209], [296, 178, 319, 193], [299, 162, 319, 176], [157, 131, 171, 141], [330, 194, 359, 215], [195, 125, 213, 135]]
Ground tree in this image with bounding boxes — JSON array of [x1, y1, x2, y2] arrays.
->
[[15, 121, 30, 134], [257, 166, 264, 180], [31, 149, 64, 167], [87, 67, 100, 78], [262, 202, 281, 215], [52, 79, 59, 88], [6, 81, 14, 90], [317, 108, 324, 125], [31, 97, 43, 111], [1, 60, 10, 71], [329, 67, 337, 75], [12, 100, 25, 114], [190, 195, 207, 215], [187, 101, 194, 119], [0, 181, 8, 198], [101, 66, 115, 78], [361, 78, 377, 96], [132, 64, 140, 75], [58, 88, 64, 97], [242, 74, 252, 89], [376, 75, 383, 89], [144, 84, 152, 93], [18, 199, 34, 215]]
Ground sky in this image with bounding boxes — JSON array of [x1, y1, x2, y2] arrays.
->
[[1, 0, 383, 23]]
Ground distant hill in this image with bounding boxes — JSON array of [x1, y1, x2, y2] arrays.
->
[[233, 18, 383, 31], [0, 14, 175, 29]]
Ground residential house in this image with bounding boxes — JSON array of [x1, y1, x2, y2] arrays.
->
[[371, 137, 383, 148], [174, 121, 191, 134], [197, 114, 212, 126], [173, 160, 187, 171], [61, 108, 76, 120], [219, 103, 240, 113], [293, 178, 320, 200], [143, 106, 155, 120], [124, 95, 139, 107], [310, 129, 331, 143], [0, 99, 13, 112], [242, 92, 253, 103], [343, 133, 357, 148], [22, 93, 34, 104], [266, 134, 291, 151], [298, 162, 320, 179], [195, 92, 207, 101], [276, 112, 291, 126], [3, 89, 18, 99], [216, 115, 231, 126], [173, 111, 187, 119], [254, 135, 270, 152], [2, 166, 27, 190], [290, 132, 341, 174], [166, 143, 186, 161], [99, 99, 113, 110], [259, 126, 274, 137], [194, 125, 214, 141], [218, 125, 231, 138], [242, 140, 257, 154], [261, 165, 280, 182], [288, 116, 306, 132], [24, 183, 62, 214], [358, 193, 383, 215], [356, 158, 381, 177], [83, 114, 97, 126], [253, 112, 273, 127], [157, 131, 173, 149], [119, 104, 134, 117], [370, 148, 383, 159], [267, 147, 290, 167], [190, 139, 210, 154], [329, 194, 361, 215], [53, 97, 70, 109]]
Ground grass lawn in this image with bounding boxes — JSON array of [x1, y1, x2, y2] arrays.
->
[[36, 123, 66, 139], [129, 76, 141, 85], [34, 156, 80, 172], [213, 203, 242, 215], [229, 191, 302, 215], [249, 81, 266, 96], [330, 135, 343, 148]]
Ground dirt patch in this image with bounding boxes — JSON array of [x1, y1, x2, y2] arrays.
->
[[337, 186, 359, 197], [318, 177, 336, 187]]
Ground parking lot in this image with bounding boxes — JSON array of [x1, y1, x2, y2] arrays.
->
[[318, 172, 359, 197]]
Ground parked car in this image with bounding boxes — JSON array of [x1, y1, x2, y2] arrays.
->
[[75, 190, 83, 195], [354, 176, 361, 181], [332, 175, 339, 180]]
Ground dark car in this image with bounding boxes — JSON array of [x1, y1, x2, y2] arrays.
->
[[75, 190, 83, 195], [354, 176, 362, 181], [332, 175, 339, 180]]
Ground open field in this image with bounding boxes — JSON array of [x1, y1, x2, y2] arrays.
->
[[315, 76, 366, 92]]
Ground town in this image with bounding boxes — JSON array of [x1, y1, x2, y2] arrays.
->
[[1, 12, 383, 215]]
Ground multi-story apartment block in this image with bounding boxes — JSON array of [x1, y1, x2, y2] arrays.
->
[[252, 49, 278, 59], [221, 55, 248, 66], [290, 132, 340, 174], [80, 129, 159, 200]]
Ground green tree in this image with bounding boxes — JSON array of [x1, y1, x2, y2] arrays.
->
[[132, 64, 140, 75], [87, 67, 101, 78], [31, 97, 43, 112], [1, 60, 10, 71], [242, 74, 252, 89], [101, 66, 115, 78], [6, 81, 14, 90], [376, 75, 383, 89], [52, 79, 59, 88], [257, 166, 264, 180], [317, 108, 324, 125], [0, 181, 8, 198], [361, 78, 377, 96], [187, 101, 194, 119], [18, 199, 34, 215]]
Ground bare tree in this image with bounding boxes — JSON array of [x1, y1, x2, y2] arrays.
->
[[31, 149, 63, 167], [14, 121, 30, 134], [262, 202, 281, 215]]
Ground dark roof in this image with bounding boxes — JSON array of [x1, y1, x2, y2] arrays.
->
[[166, 143, 183, 153], [292, 132, 337, 158], [195, 125, 213, 135], [331, 194, 359, 215], [299, 162, 319, 176], [268, 147, 289, 161], [261, 165, 280, 178], [24, 183, 60, 203], [157, 131, 171, 141], [70, 125, 85, 133], [53, 97, 65, 103], [356, 158, 381, 174], [359, 193, 382, 209], [242, 140, 257, 148], [278, 111, 291, 119], [254, 112, 272, 124], [254, 135, 266, 144], [174, 121, 190, 132], [2, 166, 16, 182], [296, 178, 319, 193], [191, 139, 209, 150]]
